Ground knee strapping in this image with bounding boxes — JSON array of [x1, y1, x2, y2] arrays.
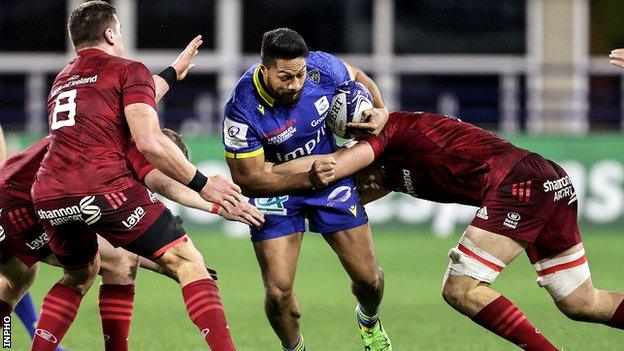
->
[[444, 237, 507, 284], [533, 248, 590, 301]]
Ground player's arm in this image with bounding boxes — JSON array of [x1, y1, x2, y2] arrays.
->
[[609, 49, 624, 68], [269, 141, 376, 186], [143, 169, 264, 227], [152, 35, 203, 102], [226, 152, 331, 197], [0, 123, 6, 162], [358, 187, 392, 205], [343, 62, 389, 136]]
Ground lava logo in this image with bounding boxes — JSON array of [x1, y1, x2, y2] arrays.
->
[[35, 329, 58, 343], [122, 207, 146, 229], [80, 196, 101, 225], [26, 233, 49, 250]]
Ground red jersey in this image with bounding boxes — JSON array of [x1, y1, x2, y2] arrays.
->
[[0, 138, 50, 201], [32, 48, 156, 202], [0, 138, 154, 203], [364, 112, 531, 206]]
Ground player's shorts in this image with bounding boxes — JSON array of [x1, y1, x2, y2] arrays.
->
[[249, 177, 368, 242], [34, 184, 186, 268], [0, 192, 51, 267], [471, 153, 581, 263]]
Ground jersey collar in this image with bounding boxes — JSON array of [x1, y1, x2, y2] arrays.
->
[[252, 65, 275, 108]]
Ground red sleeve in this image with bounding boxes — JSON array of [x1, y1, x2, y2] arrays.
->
[[127, 143, 156, 183], [121, 62, 156, 110]]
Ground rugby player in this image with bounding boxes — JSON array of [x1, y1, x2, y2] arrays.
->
[[29, 2, 245, 350], [222, 28, 391, 351], [270, 111, 624, 350]]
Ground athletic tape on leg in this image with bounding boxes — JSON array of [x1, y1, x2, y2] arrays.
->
[[533, 248, 590, 301], [445, 237, 507, 284]]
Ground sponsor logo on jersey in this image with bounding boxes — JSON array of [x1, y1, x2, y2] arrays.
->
[[38, 205, 83, 226], [401, 169, 417, 197], [147, 189, 158, 203], [314, 96, 329, 116], [327, 186, 352, 203], [267, 125, 297, 145], [476, 207, 489, 220], [503, 212, 521, 229], [49, 75, 98, 98], [35, 329, 58, 344], [254, 196, 289, 216], [223, 117, 249, 149], [308, 69, 320, 84], [122, 207, 146, 229], [543, 176, 577, 204], [275, 127, 326, 162], [25, 233, 49, 251], [80, 196, 101, 225], [311, 115, 326, 128], [349, 205, 358, 217], [257, 104, 265, 115]]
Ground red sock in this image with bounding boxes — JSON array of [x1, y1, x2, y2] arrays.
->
[[607, 299, 624, 329], [0, 299, 12, 320], [31, 283, 83, 351], [182, 278, 235, 351], [99, 284, 135, 351], [472, 296, 558, 351]]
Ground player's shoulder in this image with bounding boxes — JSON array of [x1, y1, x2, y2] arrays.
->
[[224, 64, 262, 124]]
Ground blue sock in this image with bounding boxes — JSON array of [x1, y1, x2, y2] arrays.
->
[[14, 292, 38, 338]]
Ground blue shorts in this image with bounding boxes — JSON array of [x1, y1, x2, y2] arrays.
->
[[249, 177, 368, 242]]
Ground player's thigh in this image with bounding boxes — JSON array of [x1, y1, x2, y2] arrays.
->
[[322, 223, 380, 283], [253, 233, 303, 292], [0, 257, 38, 296]]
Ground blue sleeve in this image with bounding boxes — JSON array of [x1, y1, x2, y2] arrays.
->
[[312, 51, 353, 87], [222, 102, 264, 159]]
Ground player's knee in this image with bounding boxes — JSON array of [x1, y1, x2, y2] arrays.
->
[[265, 281, 294, 308], [441, 276, 472, 308], [101, 251, 139, 281], [352, 266, 384, 291], [159, 241, 204, 273]]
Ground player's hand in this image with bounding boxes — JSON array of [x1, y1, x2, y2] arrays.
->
[[199, 175, 242, 213], [309, 157, 337, 189], [218, 201, 265, 228], [347, 106, 389, 137], [171, 35, 203, 81], [609, 49, 624, 69]]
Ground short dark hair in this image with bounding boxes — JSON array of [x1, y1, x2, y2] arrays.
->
[[162, 128, 189, 160], [68, 1, 117, 48], [261, 28, 309, 67]]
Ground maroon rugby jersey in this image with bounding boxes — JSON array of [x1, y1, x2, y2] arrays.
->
[[1, 138, 154, 203], [32, 48, 156, 202], [364, 112, 531, 206]]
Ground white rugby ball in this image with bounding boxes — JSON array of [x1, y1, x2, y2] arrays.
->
[[326, 81, 373, 138]]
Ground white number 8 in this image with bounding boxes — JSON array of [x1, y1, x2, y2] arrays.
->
[[51, 89, 77, 130]]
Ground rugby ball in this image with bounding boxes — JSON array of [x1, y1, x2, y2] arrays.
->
[[326, 81, 373, 138]]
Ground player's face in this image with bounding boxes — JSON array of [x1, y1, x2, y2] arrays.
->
[[355, 164, 384, 191], [261, 57, 307, 106]]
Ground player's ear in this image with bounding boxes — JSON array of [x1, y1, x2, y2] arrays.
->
[[104, 27, 115, 46]]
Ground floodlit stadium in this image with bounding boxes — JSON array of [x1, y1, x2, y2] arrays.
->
[[1, 1, 624, 350]]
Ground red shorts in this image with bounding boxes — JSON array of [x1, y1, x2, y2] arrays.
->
[[471, 154, 582, 263], [0, 193, 51, 267], [34, 184, 186, 268]]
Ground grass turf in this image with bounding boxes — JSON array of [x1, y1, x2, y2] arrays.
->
[[8, 229, 624, 350]]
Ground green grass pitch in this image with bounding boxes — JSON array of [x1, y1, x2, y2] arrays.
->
[[8, 229, 624, 350]]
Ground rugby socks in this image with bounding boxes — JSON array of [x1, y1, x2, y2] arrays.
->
[[31, 283, 83, 351], [182, 278, 235, 351], [15, 292, 38, 338], [356, 304, 379, 329], [0, 299, 12, 321], [607, 299, 624, 329], [282, 334, 306, 351], [99, 284, 135, 351], [472, 296, 558, 351]]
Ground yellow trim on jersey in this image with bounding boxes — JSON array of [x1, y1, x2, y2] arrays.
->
[[252, 65, 275, 107], [224, 147, 264, 159]]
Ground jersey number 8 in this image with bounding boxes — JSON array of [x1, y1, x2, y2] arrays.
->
[[51, 89, 77, 130]]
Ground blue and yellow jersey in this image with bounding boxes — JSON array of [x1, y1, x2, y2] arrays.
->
[[222, 51, 353, 163]]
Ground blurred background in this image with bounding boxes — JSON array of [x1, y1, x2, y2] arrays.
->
[[2, 0, 624, 236]]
